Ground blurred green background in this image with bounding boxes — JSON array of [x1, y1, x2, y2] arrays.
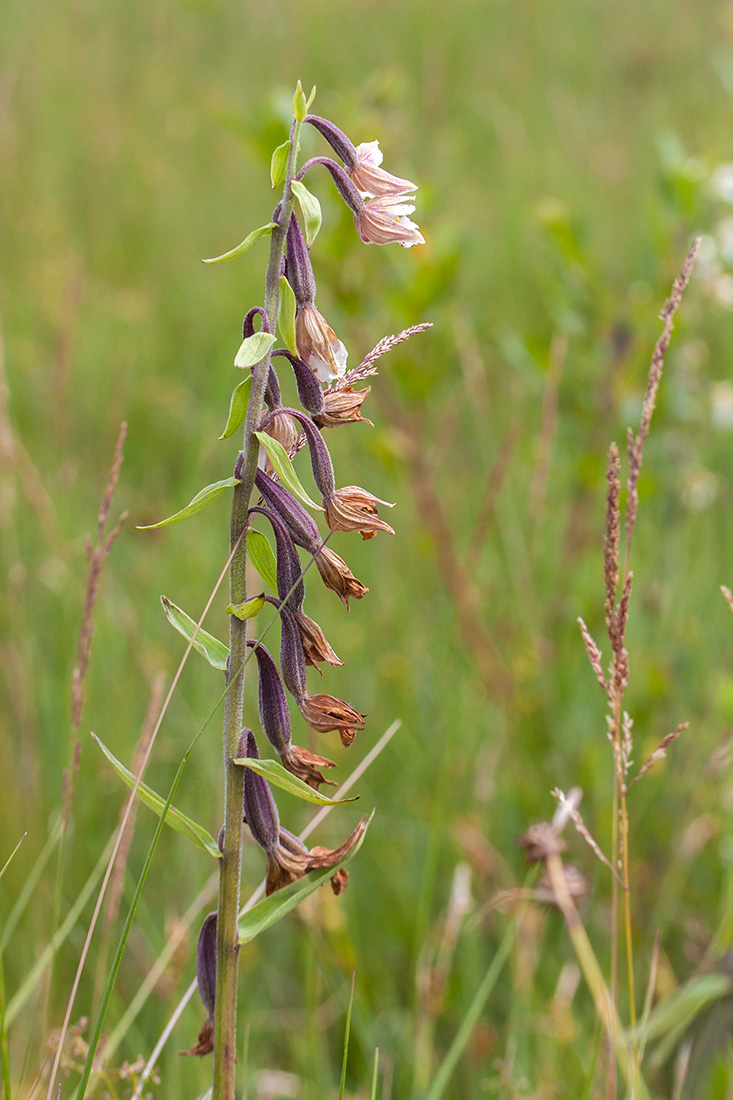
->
[[3, 0, 733, 1096]]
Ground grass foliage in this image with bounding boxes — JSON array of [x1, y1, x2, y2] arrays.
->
[[3, 0, 733, 1096]]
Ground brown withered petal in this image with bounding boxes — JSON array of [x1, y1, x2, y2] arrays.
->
[[179, 1016, 214, 1058], [315, 385, 373, 429], [295, 610, 342, 669], [296, 693, 366, 747], [282, 744, 337, 791], [330, 868, 350, 895], [264, 814, 368, 896], [324, 485, 395, 540], [315, 547, 369, 609]]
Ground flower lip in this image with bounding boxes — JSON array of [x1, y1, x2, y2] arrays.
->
[[355, 195, 425, 249], [324, 485, 395, 540]]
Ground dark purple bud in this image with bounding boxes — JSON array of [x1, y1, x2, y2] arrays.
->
[[286, 215, 316, 307], [234, 450, 246, 481], [249, 505, 304, 611], [196, 912, 218, 1019], [242, 729, 280, 854], [255, 469, 323, 553], [297, 157, 364, 217], [274, 407, 336, 500], [272, 349, 325, 417], [245, 642, 292, 756], [304, 115, 358, 170], [279, 605, 308, 700]]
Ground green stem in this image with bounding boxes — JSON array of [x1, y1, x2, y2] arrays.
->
[[212, 117, 301, 1100]]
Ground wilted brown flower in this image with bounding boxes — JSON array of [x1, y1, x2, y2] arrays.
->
[[315, 385, 373, 429], [295, 302, 348, 384], [518, 822, 567, 865], [264, 411, 300, 460], [265, 817, 368, 896], [282, 743, 337, 791], [296, 692, 366, 746], [315, 546, 369, 608], [294, 609, 343, 669], [324, 485, 395, 540]]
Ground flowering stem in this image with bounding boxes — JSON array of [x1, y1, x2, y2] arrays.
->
[[212, 119, 302, 1100]]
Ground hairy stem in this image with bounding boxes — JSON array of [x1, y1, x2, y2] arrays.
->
[[212, 119, 301, 1100]]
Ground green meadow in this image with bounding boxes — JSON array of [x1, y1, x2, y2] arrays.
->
[[3, 0, 733, 1095]]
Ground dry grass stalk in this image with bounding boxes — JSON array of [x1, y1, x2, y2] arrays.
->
[[604, 442, 621, 637], [626, 236, 701, 556], [577, 616, 609, 695], [344, 322, 433, 385], [625, 723, 689, 792], [551, 788, 621, 884], [721, 585, 733, 615]]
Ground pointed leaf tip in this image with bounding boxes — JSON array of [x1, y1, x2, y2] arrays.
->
[[254, 431, 324, 512], [202, 222, 277, 264], [137, 477, 240, 529], [161, 596, 229, 670]]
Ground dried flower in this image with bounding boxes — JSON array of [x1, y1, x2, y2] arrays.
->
[[295, 302, 348, 384], [518, 822, 567, 865], [294, 608, 342, 669], [263, 411, 300, 460], [264, 816, 368, 896], [324, 485, 395, 539], [315, 385, 372, 429], [315, 546, 369, 608], [296, 692, 366, 746], [349, 141, 418, 198], [355, 194, 425, 249], [282, 743, 337, 791]]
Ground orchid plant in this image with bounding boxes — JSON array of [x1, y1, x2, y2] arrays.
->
[[143, 83, 428, 1098]]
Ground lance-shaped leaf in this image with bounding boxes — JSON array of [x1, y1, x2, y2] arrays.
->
[[92, 735, 221, 858], [247, 528, 278, 593], [160, 596, 229, 671], [291, 180, 322, 248], [237, 811, 372, 944], [234, 756, 357, 807], [202, 222, 278, 265], [219, 376, 253, 439], [254, 431, 323, 512], [234, 331, 276, 370], [271, 141, 290, 188], [278, 275, 298, 355], [227, 595, 266, 621], [137, 477, 240, 530]]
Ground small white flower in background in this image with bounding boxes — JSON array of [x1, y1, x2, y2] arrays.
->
[[710, 381, 733, 429], [711, 163, 733, 204], [681, 466, 718, 511]]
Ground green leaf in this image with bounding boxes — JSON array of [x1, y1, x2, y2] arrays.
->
[[254, 431, 323, 512], [233, 331, 276, 370], [291, 179, 322, 248], [92, 734, 221, 859], [202, 222, 277, 265], [233, 757, 358, 806], [219, 376, 253, 440], [247, 529, 278, 592], [160, 596, 229, 671], [226, 594, 266, 620], [237, 813, 372, 944], [292, 79, 307, 122], [137, 477, 239, 529], [629, 973, 733, 1046], [278, 274, 298, 355], [306, 85, 317, 111], [271, 141, 290, 188]]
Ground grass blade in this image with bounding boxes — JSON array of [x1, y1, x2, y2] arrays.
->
[[370, 1047, 379, 1100], [233, 756, 358, 806], [1, 822, 61, 950], [92, 734, 221, 858]]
